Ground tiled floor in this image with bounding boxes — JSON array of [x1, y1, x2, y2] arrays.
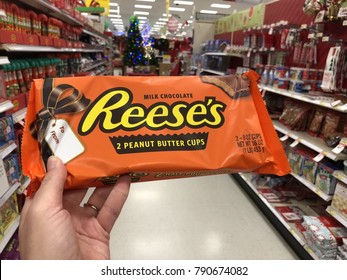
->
[[110, 174, 297, 260]]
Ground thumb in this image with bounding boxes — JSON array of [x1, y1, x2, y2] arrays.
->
[[33, 156, 67, 208]]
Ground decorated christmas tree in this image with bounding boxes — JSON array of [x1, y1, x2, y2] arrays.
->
[[123, 15, 146, 67]]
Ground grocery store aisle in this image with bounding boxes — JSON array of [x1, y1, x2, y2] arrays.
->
[[110, 174, 297, 260]]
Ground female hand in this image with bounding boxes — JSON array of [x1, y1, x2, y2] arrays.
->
[[19, 156, 131, 260]]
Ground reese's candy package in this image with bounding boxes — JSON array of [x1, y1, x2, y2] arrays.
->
[[22, 71, 290, 194]]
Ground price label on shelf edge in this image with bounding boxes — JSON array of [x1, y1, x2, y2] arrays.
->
[[313, 153, 325, 162], [332, 143, 345, 154], [290, 139, 300, 147]]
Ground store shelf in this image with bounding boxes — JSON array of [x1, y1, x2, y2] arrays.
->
[[0, 141, 17, 159], [290, 172, 332, 201], [16, 0, 83, 26], [237, 173, 316, 259], [83, 28, 109, 42], [260, 85, 347, 113], [0, 181, 20, 209], [0, 100, 14, 113], [12, 107, 27, 124], [81, 60, 106, 73], [333, 170, 347, 185], [239, 173, 306, 244], [273, 120, 347, 161], [0, 44, 104, 53], [0, 56, 10, 65], [199, 69, 225, 76], [326, 206, 347, 228], [202, 52, 244, 58], [0, 215, 20, 254]]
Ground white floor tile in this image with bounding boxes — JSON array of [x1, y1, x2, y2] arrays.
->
[[110, 174, 297, 260]]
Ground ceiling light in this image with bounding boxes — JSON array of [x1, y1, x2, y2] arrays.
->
[[109, 3, 118, 6], [169, 7, 185, 12], [134, 11, 150, 15], [187, 20, 193, 23], [109, 14, 122, 18], [136, 0, 155, 2], [109, 9, 120, 13], [173, 1, 193, 5], [200, 10, 218, 14], [159, 18, 169, 21], [137, 16, 147, 19], [163, 13, 172, 17], [211, 3, 231, 9], [134, 4, 152, 9]]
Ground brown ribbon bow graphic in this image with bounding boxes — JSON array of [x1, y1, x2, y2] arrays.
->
[[30, 78, 90, 167]]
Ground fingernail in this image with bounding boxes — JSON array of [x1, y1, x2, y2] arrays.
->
[[47, 156, 58, 171]]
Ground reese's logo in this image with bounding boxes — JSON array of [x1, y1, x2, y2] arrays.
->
[[78, 87, 226, 135]]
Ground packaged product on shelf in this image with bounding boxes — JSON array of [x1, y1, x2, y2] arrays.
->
[[275, 206, 306, 223], [302, 215, 338, 260], [315, 160, 340, 195], [3, 153, 19, 186], [0, 115, 15, 147], [307, 110, 325, 137], [0, 193, 19, 233], [331, 181, 347, 219], [319, 112, 340, 140], [287, 147, 305, 175], [301, 150, 319, 184], [22, 72, 291, 193], [0, 230, 20, 260]]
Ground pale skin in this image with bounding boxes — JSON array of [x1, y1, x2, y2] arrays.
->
[[19, 156, 131, 260]]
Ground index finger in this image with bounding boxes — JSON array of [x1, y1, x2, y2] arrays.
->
[[97, 175, 131, 233]]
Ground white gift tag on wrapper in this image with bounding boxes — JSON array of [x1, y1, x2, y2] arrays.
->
[[44, 119, 84, 164]]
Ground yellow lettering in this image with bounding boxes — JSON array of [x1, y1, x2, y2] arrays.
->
[[80, 89, 130, 134], [121, 106, 146, 129]]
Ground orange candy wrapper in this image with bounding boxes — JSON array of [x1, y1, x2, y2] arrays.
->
[[22, 71, 290, 194]]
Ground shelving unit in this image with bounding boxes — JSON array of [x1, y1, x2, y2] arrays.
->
[[0, 141, 17, 160], [235, 173, 314, 259], [15, 0, 82, 27], [0, 0, 112, 258], [81, 60, 106, 73], [0, 101, 14, 114], [273, 120, 346, 161], [290, 172, 332, 202], [326, 206, 347, 228], [0, 216, 20, 254], [259, 85, 347, 113], [0, 182, 20, 209], [0, 44, 104, 53]]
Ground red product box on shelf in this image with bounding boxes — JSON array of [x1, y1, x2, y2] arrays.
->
[[66, 41, 74, 48], [53, 38, 66, 48], [39, 36, 54, 47], [6, 93, 27, 115], [0, 30, 24, 44], [22, 34, 40, 46]]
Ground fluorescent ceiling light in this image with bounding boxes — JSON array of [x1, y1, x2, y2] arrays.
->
[[134, 4, 152, 9], [159, 18, 169, 21], [169, 7, 185, 12], [109, 3, 118, 6], [173, 1, 193, 5], [134, 11, 149, 15], [109, 9, 120, 13], [200, 10, 218, 14], [137, 16, 147, 19], [187, 20, 193, 23], [136, 0, 155, 2], [109, 14, 122, 18], [163, 13, 172, 17], [211, 3, 231, 9]]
